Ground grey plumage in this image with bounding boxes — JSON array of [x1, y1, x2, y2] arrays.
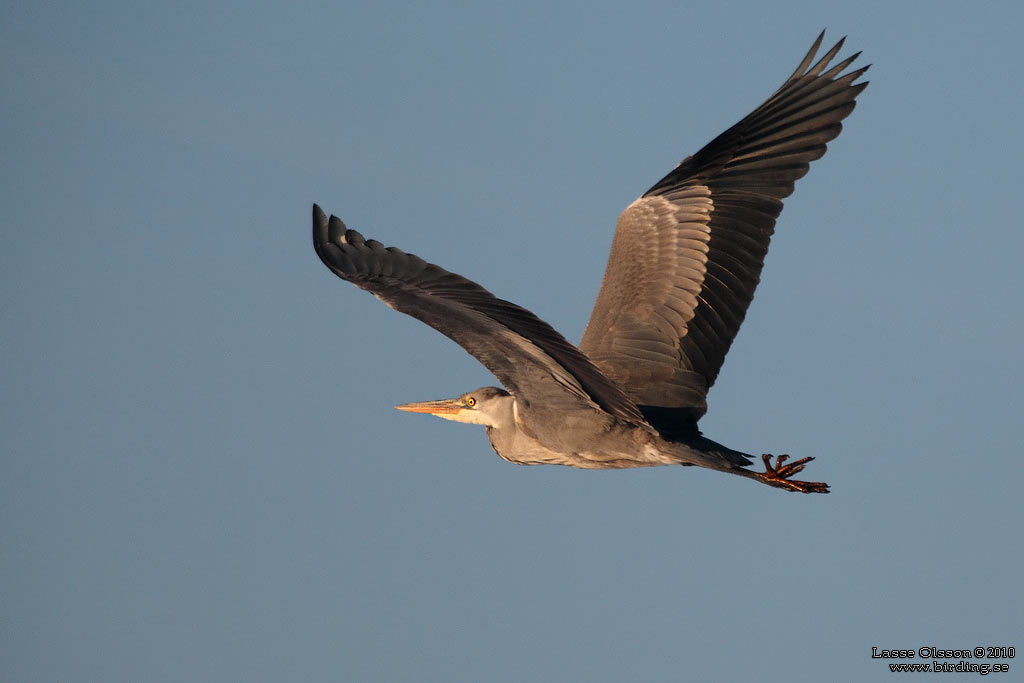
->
[[581, 32, 868, 434], [312, 32, 868, 493]]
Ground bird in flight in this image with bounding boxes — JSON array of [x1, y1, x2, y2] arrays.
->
[[313, 32, 867, 493]]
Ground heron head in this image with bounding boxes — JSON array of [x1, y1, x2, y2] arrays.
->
[[395, 386, 512, 427]]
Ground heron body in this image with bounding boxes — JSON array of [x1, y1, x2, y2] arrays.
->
[[313, 33, 869, 493], [398, 387, 752, 473]]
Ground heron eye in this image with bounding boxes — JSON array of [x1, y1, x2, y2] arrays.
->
[[465, 397, 476, 408]]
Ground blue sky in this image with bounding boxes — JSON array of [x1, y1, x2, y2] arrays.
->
[[3, 1, 1022, 681]]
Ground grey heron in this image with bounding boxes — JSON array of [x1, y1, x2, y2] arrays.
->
[[313, 32, 868, 493]]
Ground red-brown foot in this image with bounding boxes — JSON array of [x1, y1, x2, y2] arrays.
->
[[756, 454, 830, 494]]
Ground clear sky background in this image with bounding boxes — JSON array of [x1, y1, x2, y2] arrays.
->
[[3, 1, 1022, 681]]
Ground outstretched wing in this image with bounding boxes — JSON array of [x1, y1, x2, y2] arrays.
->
[[579, 32, 868, 430], [313, 205, 645, 423]]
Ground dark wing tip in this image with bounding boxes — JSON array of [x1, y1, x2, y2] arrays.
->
[[325, 214, 345, 242], [313, 203, 329, 249], [312, 205, 363, 278], [344, 227, 365, 246], [312, 203, 356, 244], [785, 31, 825, 83], [783, 31, 860, 88]]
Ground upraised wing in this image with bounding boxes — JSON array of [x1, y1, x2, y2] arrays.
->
[[313, 205, 645, 423], [579, 32, 868, 431]]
